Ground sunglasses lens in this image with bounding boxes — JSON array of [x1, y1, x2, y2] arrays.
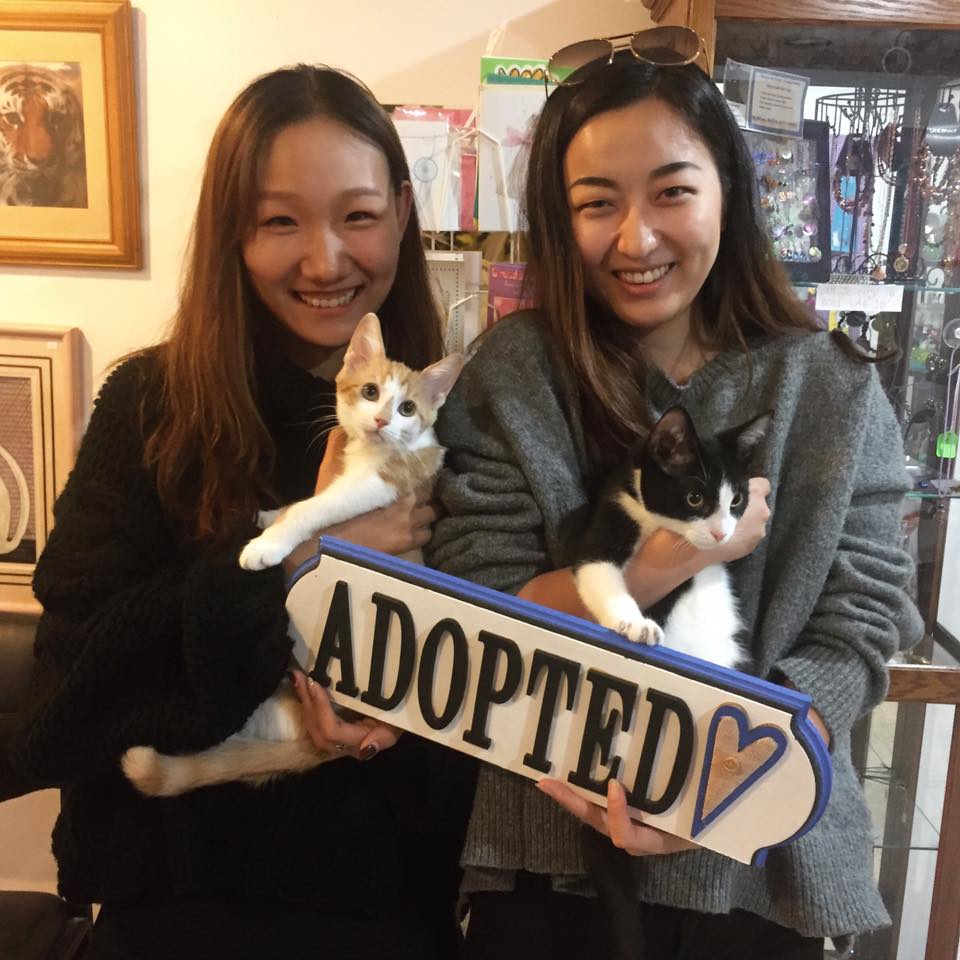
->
[[548, 39, 613, 83], [631, 26, 701, 65]]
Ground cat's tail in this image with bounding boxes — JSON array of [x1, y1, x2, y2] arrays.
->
[[121, 737, 326, 797]]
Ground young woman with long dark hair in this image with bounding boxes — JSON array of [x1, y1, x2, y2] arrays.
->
[[429, 44, 921, 959], [14, 64, 474, 960]]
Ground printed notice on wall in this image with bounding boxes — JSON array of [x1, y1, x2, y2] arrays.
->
[[723, 60, 808, 138], [746, 66, 808, 138]]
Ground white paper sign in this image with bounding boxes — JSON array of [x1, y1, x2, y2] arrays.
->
[[746, 66, 808, 138], [477, 85, 545, 231], [286, 538, 832, 865], [815, 283, 905, 313], [394, 119, 459, 232]]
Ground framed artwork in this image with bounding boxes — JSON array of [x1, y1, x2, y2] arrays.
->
[[0, 0, 141, 268], [0, 326, 85, 614], [743, 119, 831, 284]]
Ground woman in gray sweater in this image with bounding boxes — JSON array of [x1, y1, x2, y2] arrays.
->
[[427, 46, 922, 958]]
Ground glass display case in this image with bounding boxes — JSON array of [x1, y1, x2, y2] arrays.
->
[[704, 10, 960, 959]]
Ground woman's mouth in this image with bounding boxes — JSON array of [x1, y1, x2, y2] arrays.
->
[[615, 264, 674, 286], [293, 287, 358, 309]]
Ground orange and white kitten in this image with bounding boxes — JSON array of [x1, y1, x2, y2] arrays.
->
[[121, 312, 463, 797], [238, 312, 463, 571]]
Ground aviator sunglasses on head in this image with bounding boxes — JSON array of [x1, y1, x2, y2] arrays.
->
[[546, 26, 704, 89]]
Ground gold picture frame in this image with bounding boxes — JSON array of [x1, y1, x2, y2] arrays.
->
[[0, 326, 86, 615], [0, 0, 141, 268]]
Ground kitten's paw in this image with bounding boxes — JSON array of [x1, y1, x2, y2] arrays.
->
[[122, 746, 170, 797], [600, 600, 663, 646], [628, 618, 664, 646], [239, 535, 291, 570]]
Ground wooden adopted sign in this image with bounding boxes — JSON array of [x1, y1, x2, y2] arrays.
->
[[286, 538, 832, 865]]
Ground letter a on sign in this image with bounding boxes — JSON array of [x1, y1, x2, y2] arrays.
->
[[285, 538, 831, 865]]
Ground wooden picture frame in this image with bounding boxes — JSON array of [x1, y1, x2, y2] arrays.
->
[[0, 0, 141, 268], [0, 326, 85, 615]]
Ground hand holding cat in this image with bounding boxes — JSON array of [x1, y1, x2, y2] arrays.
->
[[313, 427, 439, 555], [536, 778, 696, 856], [712, 476, 772, 563], [290, 669, 401, 761]]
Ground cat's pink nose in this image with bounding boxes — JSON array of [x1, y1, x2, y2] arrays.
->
[[711, 530, 725, 542], [375, 417, 388, 429]]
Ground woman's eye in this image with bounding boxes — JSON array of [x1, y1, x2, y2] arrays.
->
[[661, 186, 692, 200], [263, 215, 296, 228], [576, 198, 612, 213], [731, 492, 744, 508], [346, 210, 377, 223], [398, 400, 416, 417], [360, 383, 379, 401], [685, 491, 704, 509]]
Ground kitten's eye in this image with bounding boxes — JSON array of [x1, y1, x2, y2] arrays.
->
[[731, 492, 744, 508], [398, 400, 417, 417], [686, 492, 704, 509], [360, 383, 379, 401]]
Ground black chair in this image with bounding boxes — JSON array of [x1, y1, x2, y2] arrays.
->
[[0, 616, 92, 960]]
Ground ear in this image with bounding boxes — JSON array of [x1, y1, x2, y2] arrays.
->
[[342, 313, 385, 371], [647, 407, 698, 474], [718, 410, 773, 465], [420, 353, 465, 409]]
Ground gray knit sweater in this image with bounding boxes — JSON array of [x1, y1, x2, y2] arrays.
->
[[426, 311, 923, 938]]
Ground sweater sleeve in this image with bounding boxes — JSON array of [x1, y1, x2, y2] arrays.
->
[[426, 316, 589, 593], [12, 359, 293, 785], [773, 367, 923, 737]]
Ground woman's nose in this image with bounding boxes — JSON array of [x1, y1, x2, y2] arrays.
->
[[617, 208, 658, 259], [300, 227, 344, 280]]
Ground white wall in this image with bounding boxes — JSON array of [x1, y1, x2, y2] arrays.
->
[[0, 0, 655, 896], [1, 0, 653, 393]]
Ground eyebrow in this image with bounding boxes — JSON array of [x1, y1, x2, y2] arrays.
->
[[258, 186, 386, 200], [568, 161, 703, 191]]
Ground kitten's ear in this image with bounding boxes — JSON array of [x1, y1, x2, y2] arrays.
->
[[719, 410, 773, 466], [342, 313, 386, 371], [648, 407, 698, 474], [420, 353, 465, 408]]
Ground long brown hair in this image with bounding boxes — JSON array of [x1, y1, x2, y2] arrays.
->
[[144, 64, 443, 542], [524, 55, 823, 470]]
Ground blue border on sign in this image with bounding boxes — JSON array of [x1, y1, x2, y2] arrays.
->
[[289, 536, 833, 861]]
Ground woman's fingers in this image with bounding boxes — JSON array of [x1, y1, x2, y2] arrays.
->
[[537, 778, 696, 857], [358, 720, 403, 761], [536, 778, 610, 835], [290, 670, 391, 759]]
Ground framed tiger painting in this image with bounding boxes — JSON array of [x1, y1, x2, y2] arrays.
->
[[0, 0, 141, 268], [0, 326, 86, 615]]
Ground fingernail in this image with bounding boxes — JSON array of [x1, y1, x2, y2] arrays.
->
[[360, 743, 378, 761]]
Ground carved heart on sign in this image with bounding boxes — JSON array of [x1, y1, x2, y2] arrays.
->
[[691, 704, 788, 838]]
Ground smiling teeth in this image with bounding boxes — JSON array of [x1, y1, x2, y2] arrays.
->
[[619, 265, 671, 285], [298, 289, 356, 308]]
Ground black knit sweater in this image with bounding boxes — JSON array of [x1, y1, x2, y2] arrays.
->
[[12, 348, 476, 937]]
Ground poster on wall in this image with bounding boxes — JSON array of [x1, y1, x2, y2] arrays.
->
[[477, 60, 547, 232], [286, 538, 832, 865], [0, 0, 141, 268], [0, 326, 85, 614]]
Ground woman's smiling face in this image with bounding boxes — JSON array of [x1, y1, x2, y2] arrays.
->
[[242, 116, 411, 368], [564, 97, 724, 353]]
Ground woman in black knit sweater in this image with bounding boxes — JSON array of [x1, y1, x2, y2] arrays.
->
[[12, 65, 475, 960]]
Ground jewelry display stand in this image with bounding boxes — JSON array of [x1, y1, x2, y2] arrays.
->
[[705, 9, 960, 958]]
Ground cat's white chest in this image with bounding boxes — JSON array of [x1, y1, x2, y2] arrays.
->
[[661, 565, 743, 669]]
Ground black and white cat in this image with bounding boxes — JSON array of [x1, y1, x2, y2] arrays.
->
[[573, 406, 771, 670]]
